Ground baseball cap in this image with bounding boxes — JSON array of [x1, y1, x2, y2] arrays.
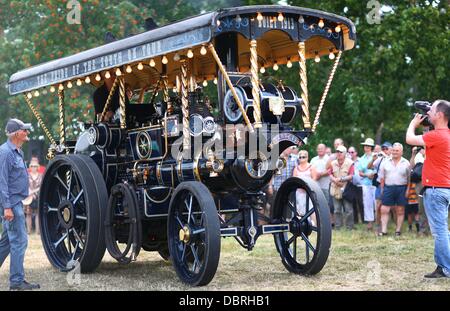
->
[[336, 145, 347, 153], [5, 118, 32, 134], [381, 141, 392, 148]]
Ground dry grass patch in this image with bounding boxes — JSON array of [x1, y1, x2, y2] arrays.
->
[[1, 224, 449, 291]]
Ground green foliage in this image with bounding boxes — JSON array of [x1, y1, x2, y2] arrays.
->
[[0, 0, 448, 160]]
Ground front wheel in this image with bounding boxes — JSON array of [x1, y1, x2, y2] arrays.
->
[[272, 177, 331, 275], [167, 182, 220, 286]]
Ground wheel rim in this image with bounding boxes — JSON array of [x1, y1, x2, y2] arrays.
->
[[40, 161, 88, 270], [273, 177, 330, 274], [279, 188, 318, 266], [169, 190, 208, 281]]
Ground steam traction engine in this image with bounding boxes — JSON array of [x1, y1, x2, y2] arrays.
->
[[8, 6, 356, 286]]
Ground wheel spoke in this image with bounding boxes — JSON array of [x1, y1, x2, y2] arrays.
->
[[286, 234, 296, 246], [192, 228, 206, 235], [305, 243, 310, 262], [181, 243, 187, 261], [288, 200, 299, 218], [71, 242, 80, 261], [72, 189, 84, 205], [72, 228, 85, 248], [67, 229, 72, 254], [300, 208, 315, 223], [66, 170, 73, 200], [175, 215, 184, 228], [190, 244, 200, 272], [293, 238, 297, 260], [55, 174, 69, 193], [53, 231, 68, 249], [187, 195, 193, 225], [305, 193, 310, 212], [300, 232, 316, 253], [47, 206, 58, 213], [75, 215, 87, 221], [311, 226, 318, 232]]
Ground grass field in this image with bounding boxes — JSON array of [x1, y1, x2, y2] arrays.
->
[[1, 224, 449, 291]]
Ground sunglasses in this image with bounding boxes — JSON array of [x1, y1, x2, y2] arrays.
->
[[298, 156, 308, 159], [348, 151, 356, 153]]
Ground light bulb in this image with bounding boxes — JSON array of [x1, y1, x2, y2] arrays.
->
[[33, 90, 39, 97], [59, 84, 64, 91], [137, 63, 143, 71], [105, 71, 111, 79], [273, 62, 279, 71], [67, 81, 73, 88], [173, 53, 180, 62], [335, 25, 341, 33], [213, 77, 217, 85], [286, 59, 293, 68], [50, 86, 56, 93], [278, 13, 284, 22], [257, 13, 263, 21], [236, 15, 242, 24], [27, 92, 33, 99], [298, 15, 304, 24], [95, 73, 101, 81], [200, 46, 207, 55], [202, 79, 208, 87], [328, 29, 333, 34], [85, 76, 91, 84], [42, 89, 48, 95], [115, 68, 122, 76], [314, 53, 320, 63], [126, 65, 132, 73], [162, 55, 168, 64], [76, 79, 82, 86], [260, 67, 266, 74], [187, 49, 194, 58], [216, 20, 221, 27], [149, 58, 156, 67], [318, 19, 324, 28], [329, 50, 335, 60]]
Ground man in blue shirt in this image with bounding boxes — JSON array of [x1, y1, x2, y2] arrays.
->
[[0, 119, 40, 290]]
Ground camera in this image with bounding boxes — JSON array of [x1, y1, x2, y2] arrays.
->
[[414, 101, 432, 127]]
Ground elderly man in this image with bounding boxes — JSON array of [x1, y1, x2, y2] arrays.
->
[[0, 119, 40, 290], [378, 143, 410, 236], [329, 145, 354, 230], [310, 144, 332, 222]]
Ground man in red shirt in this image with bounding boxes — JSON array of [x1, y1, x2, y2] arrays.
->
[[406, 99, 450, 279]]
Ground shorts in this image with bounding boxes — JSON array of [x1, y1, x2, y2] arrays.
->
[[382, 185, 408, 206], [405, 203, 419, 215]]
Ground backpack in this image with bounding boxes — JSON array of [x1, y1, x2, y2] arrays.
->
[[410, 162, 423, 183]]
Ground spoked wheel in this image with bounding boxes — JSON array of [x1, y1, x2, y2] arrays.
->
[[167, 182, 220, 286], [39, 155, 107, 272], [273, 177, 331, 275]]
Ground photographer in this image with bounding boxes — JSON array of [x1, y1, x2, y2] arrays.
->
[[406, 99, 450, 279]]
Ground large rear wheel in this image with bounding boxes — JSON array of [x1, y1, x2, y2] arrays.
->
[[39, 155, 107, 272]]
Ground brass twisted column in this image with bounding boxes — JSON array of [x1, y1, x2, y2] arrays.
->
[[250, 40, 262, 128], [162, 75, 172, 114], [118, 76, 126, 129], [23, 94, 57, 159], [298, 42, 311, 129], [180, 58, 190, 154], [58, 89, 68, 154], [312, 51, 343, 132], [100, 76, 120, 122]]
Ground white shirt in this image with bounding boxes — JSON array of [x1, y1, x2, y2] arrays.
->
[[379, 157, 410, 186], [310, 155, 330, 189]]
